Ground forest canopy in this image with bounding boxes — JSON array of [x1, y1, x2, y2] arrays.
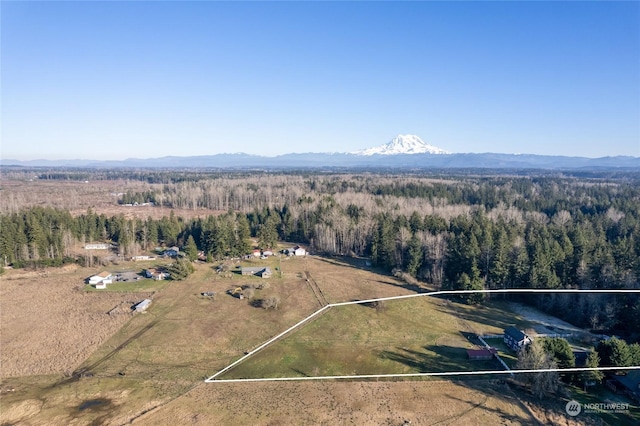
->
[[1, 168, 639, 342]]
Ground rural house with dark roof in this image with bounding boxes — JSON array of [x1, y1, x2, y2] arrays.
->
[[504, 326, 532, 352]]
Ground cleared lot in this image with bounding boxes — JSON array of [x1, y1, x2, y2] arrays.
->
[[2, 255, 634, 425], [0, 264, 153, 377]]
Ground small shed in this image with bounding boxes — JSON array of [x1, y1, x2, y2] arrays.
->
[[134, 299, 152, 312]]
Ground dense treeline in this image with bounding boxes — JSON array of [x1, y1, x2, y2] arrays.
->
[[1, 171, 639, 341], [118, 190, 157, 205]]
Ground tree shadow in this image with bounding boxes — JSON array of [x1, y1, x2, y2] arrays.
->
[[442, 384, 540, 425], [379, 344, 507, 378], [313, 255, 376, 271], [313, 254, 434, 295], [460, 331, 483, 347], [433, 301, 531, 333], [249, 299, 264, 308]]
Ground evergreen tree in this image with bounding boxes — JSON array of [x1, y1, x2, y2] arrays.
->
[[406, 233, 423, 277], [581, 351, 604, 391], [166, 258, 195, 280], [183, 235, 199, 261], [371, 214, 396, 270], [234, 213, 252, 255], [257, 215, 279, 250], [540, 337, 575, 383], [597, 337, 632, 367], [488, 226, 509, 289]]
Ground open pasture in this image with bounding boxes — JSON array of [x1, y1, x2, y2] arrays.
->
[[0, 254, 613, 425]]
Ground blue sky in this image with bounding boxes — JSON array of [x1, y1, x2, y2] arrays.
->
[[2, 1, 639, 160]]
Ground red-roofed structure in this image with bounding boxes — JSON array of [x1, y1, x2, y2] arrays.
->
[[467, 348, 497, 360]]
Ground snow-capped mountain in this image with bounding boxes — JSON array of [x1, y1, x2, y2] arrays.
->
[[354, 134, 450, 156]]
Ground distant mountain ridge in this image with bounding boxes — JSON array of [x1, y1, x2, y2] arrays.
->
[[354, 134, 449, 155], [2, 134, 639, 169], [3, 153, 639, 170]]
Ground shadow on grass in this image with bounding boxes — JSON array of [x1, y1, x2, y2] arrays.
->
[[379, 345, 501, 375], [313, 254, 435, 295], [313, 255, 376, 271], [433, 301, 532, 333], [443, 384, 539, 425]]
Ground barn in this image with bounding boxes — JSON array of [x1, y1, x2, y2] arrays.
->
[[467, 348, 497, 360]]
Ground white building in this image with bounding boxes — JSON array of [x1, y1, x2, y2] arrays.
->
[[89, 271, 113, 285], [286, 245, 306, 256], [134, 299, 152, 312]]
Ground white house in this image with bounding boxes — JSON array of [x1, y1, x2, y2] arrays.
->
[[84, 243, 111, 250], [144, 268, 167, 280], [131, 255, 155, 261], [288, 245, 306, 256], [89, 271, 113, 285]]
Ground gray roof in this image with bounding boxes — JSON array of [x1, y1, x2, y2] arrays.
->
[[242, 267, 268, 273], [505, 326, 527, 341], [616, 370, 640, 391]]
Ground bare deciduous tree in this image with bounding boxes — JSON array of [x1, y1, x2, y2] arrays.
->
[[261, 296, 280, 310], [516, 340, 560, 399]]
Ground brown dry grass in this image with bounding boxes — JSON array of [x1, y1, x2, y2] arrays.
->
[[0, 178, 222, 220], [0, 255, 615, 425], [135, 380, 536, 425], [0, 264, 152, 377]]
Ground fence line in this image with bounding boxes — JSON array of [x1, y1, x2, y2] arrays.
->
[[208, 366, 640, 384], [205, 288, 640, 383]]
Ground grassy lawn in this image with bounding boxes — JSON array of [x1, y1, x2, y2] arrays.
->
[[219, 296, 509, 380], [0, 255, 585, 425], [84, 279, 170, 292]]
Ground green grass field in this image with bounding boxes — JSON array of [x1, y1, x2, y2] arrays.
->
[[219, 296, 507, 380], [84, 279, 170, 292], [3, 255, 637, 425]]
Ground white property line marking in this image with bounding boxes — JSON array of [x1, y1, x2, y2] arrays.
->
[[206, 305, 331, 381], [208, 366, 640, 383], [205, 288, 640, 383], [329, 288, 640, 307]]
